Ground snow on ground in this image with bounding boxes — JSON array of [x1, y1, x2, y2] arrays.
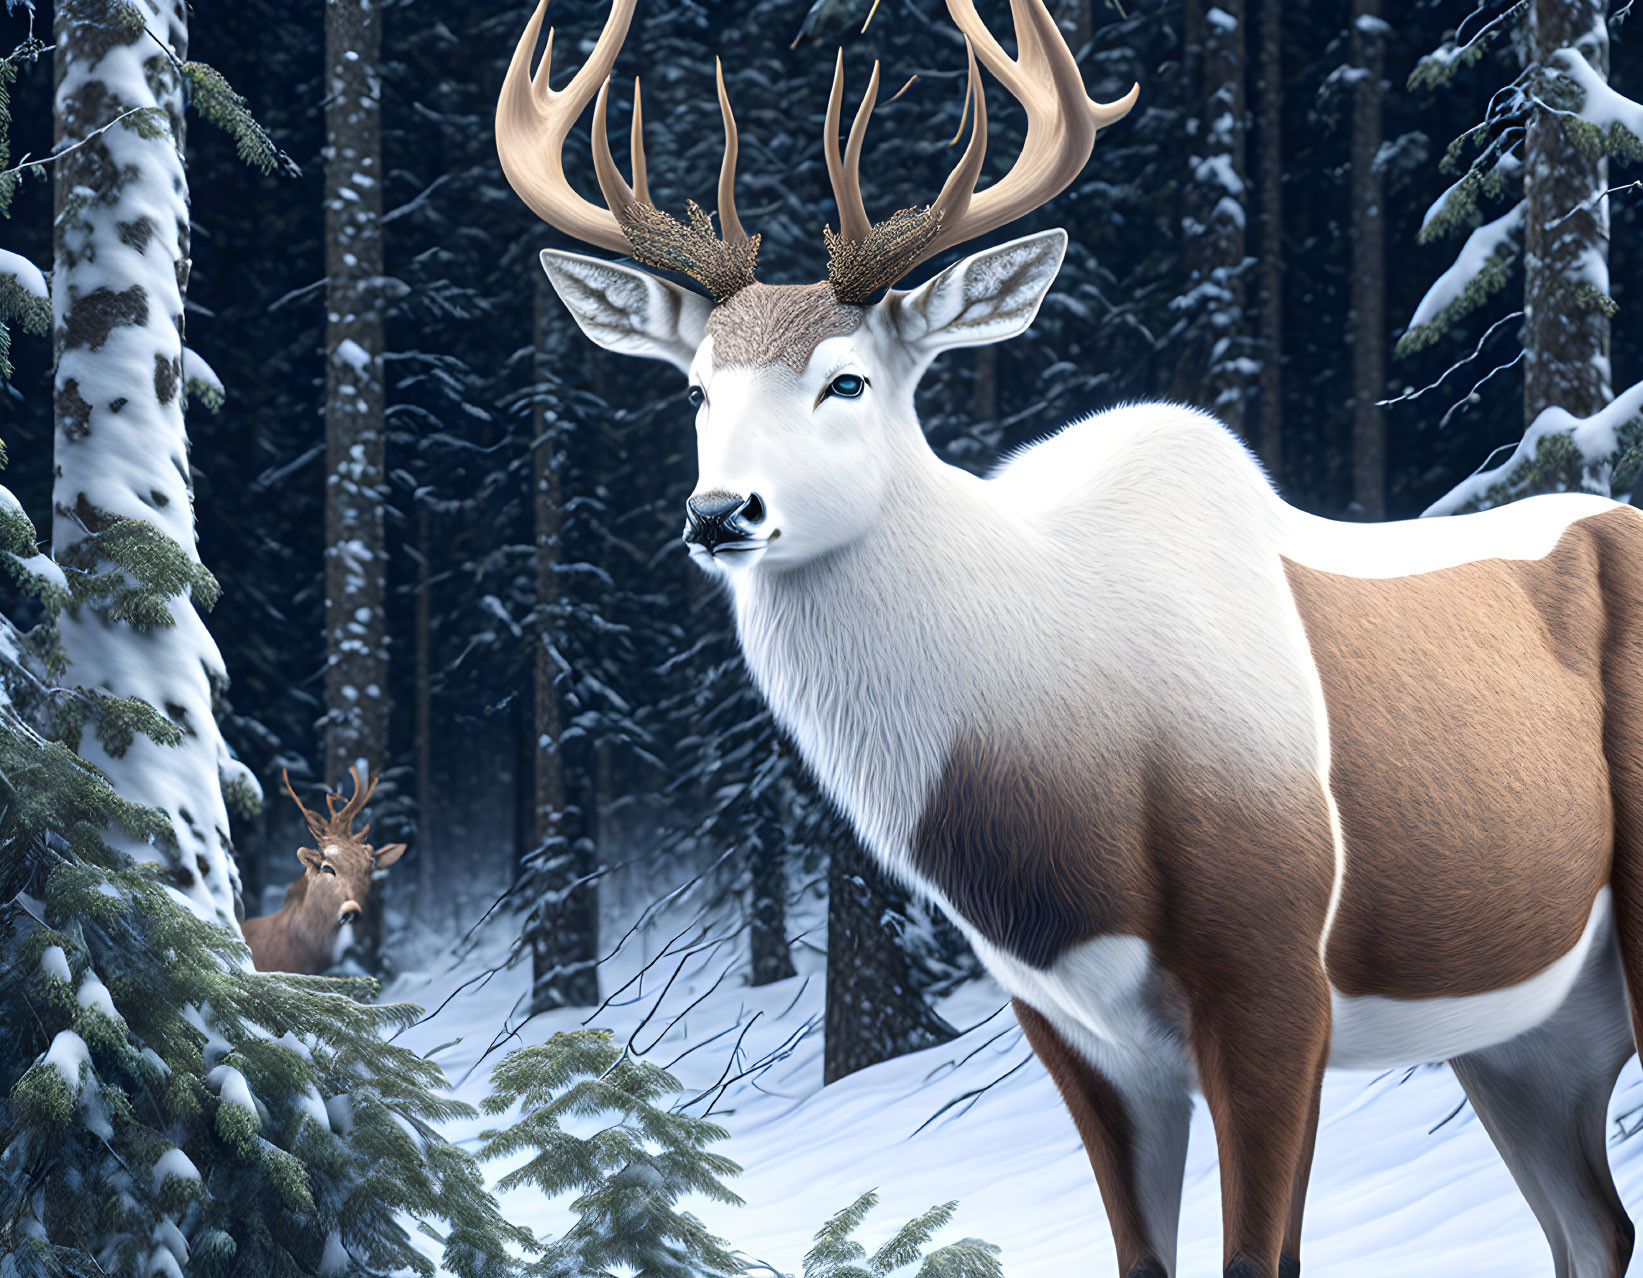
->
[[384, 896, 1643, 1277]]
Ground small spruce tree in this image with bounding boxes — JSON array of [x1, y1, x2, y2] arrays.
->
[[477, 1030, 1008, 1278]]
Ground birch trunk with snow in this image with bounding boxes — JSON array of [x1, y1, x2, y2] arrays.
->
[[323, 0, 388, 963], [1524, 0, 1611, 426], [50, 0, 251, 925], [527, 277, 598, 1013], [1351, 2, 1388, 519]]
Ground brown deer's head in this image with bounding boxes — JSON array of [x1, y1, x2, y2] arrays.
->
[[285, 766, 405, 927], [243, 767, 406, 974]]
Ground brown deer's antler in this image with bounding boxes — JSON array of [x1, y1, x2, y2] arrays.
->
[[324, 765, 380, 842], [824, 0, 1140, 303], [283, 768, 328, 841], [496, 0, 760, 301]]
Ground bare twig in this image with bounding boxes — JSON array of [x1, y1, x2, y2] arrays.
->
[[1378, 311, 1523, 408], [2, 107, 156, 178]]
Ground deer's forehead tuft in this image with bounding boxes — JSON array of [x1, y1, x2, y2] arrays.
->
[[707, 282, 864, 373]]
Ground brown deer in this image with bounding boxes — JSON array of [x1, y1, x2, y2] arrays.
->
[[498, 2, 1643, 1275], [243, 767, 405, 974]]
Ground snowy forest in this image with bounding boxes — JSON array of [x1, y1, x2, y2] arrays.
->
[[2, 0, 1643, 1273]]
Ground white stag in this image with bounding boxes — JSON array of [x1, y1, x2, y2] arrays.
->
[[497, 2, 1643, 1275]]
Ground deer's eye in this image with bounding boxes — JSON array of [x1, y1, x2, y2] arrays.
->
[[826, 373, 866, 400], [321, 864, 336, 875], [687, 385, 705, 408]]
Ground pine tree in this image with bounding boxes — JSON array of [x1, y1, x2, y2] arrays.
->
[[0, 487, 525, 1274], [800, 1192, 1003, 1278], [1406, 1, 1643, 513], [479, 1031, 743, 1278], [477, 1030, 1007, 1278]]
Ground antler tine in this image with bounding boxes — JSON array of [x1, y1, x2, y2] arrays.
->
[[630, 77, 649, 205], [906, 0, 1139, 270], [591, 77, 639, 215], [714, 59, 748, 244], [927, 40, 988, 234], [283, 768, 326, 836], [824, 52, 876, 244], [496, 0, 643, 255]]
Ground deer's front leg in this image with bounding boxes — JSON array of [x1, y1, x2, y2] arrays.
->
[[1187, 969, 1330, 1278], [1014, 999, 1193, 1278]]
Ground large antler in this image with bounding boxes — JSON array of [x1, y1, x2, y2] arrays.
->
[[496, 0, 761, 301], [824, 0, 1140, 303]]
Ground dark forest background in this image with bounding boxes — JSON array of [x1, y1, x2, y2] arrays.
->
[[3, 0, 1640, 1073]]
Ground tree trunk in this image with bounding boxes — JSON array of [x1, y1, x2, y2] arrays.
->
[[1051, 0, 1092, 58], [1350, 0, 1387, 519], [1523, 0, 1611, 426], [1254, 0, 1284, 479], [527, 273, 599, 1012], [413, 504, 434, 923], [1175, 0, 1250, 437], [324, 0, 388, 965], [51, 0, 243, 924], [748, 799, 797, 986], [824, 830, 955, 1085]]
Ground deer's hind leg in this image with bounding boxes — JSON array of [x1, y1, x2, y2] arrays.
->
[[1448, 895, 1633, 1278]]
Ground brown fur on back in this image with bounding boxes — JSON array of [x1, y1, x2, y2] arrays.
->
[[706, 282, 863, 372], [1285, 510, 1623, 999]]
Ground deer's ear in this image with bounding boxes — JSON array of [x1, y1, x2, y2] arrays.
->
[[888, 229, 1067, 358], [297, 847, 323, 871], [540, 250, 711, 374], [373, 843, 406, 869]]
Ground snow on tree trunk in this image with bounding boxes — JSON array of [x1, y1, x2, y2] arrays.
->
[[1523, 0, 1611, 427], [1253, 0, 1284, 479], [527, 276, 598, 1013], [1174, 0, 1251, 438], [50, 0, 251, 925], [1351, 3, 1389, 519], [824, 832, 954, 1085], [323, 0, 387, 962]]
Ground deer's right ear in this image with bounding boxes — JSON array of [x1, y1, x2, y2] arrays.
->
[[540, 250, 711, 375], [297, 847, 323, 871]]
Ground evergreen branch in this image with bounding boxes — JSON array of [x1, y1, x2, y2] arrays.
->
[[180, 61, 300, 177]]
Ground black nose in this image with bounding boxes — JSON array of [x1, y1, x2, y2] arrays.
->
[[685, 491, 765, 552]]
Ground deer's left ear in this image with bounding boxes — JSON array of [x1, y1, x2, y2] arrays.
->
[[888, 229, 1067, 358], [373, 843, 406, 868], [297, 847, 323, 871]]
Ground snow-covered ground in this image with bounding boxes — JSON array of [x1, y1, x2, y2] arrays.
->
[[384, 896, 1643, 1277]]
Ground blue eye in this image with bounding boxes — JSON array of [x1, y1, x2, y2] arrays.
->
[[827, 373, 866, 399], [687, 385, 705, 407]]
